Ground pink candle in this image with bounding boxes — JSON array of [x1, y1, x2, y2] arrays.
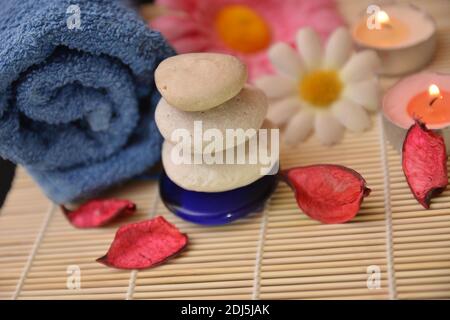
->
[[383, 72, 450, 153], [406, 84, 450, 124]]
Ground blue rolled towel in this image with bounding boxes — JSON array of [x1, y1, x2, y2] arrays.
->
[[0, 0, 175, 203]]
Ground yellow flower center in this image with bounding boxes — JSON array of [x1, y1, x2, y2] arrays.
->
[[299, 70, 342, 107], [214, 5, 271, 54]]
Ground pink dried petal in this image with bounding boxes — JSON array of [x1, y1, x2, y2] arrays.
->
[[62, 199, 136, 228], [97, 216, 188, 270], [281, 165, 371, 224], [402, 121, 448, 209]]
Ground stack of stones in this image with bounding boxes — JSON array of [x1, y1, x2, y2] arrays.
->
[[154, 53, 273, 193]]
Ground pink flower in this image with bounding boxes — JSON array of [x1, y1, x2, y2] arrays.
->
[[151, 0, 344, 80]]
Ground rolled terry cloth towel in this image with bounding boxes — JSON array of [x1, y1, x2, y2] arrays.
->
[[0, 0, 175, 203]]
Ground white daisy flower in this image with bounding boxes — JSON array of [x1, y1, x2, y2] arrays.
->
[[255, 27, 380, 145]]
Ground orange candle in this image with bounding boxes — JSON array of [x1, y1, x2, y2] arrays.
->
[[407, 84, 450, 124], [383, 72, 450, 155]]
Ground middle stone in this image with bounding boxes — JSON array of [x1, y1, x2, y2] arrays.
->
[[155, 85, 268, 153]]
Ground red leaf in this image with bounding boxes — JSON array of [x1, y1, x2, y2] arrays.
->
[[97, 216, 188, 270], [62, 199, 136, 228], [281, 165, 371, 224], [402, 121, 448, 209]]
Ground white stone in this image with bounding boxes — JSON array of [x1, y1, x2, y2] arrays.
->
[[155, 53, 248, 111], [161, 123, 279, 192], [155, 85, 268, 153]]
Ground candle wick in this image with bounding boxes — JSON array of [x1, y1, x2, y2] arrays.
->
[[429, 96, 441, 106]]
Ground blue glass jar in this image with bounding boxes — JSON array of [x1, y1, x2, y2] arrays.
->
[[159, 172, 278, 226]]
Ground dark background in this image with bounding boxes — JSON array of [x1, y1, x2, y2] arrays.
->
[[0, 158, 15, 208]]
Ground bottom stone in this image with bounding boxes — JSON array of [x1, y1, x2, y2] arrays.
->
[[159, 172, 278, 226]]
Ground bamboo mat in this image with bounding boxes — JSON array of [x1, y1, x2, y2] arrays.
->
[[1, 0, 450, 300]]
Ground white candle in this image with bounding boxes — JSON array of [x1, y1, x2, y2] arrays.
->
[[352, 4, 436, 75]]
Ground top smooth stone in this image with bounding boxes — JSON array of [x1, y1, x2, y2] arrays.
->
[[155, 53, 248, 112]]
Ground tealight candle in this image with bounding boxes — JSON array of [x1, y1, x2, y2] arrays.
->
[[352, 4, 436, 75], [383, 72, 450, 154], [407, 84, 450, 124]]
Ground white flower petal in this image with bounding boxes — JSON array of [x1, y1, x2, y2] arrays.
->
[[332, 99, 371, 132], [284, 111, 314, 145], [267, 97, 301, 126], [268, 42, 305, 79], [314, 113, 344, 145], [324, 27, 353, 69], [340, 50, 380, 83], [343, 78, 380, 111], [296, 27, 323, 70], [254, 75, 297, 99]]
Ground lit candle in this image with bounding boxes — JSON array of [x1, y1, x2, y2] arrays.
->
[[354, 10, 409, 47], [352, 4, 436, 75], [406, 84, 450, 124], [383, 72, 450, 154], [376, 10, 389, 25]]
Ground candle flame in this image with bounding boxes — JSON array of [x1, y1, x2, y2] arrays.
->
[[429, 84, 440, 97], [376, 10, 390, 25]]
